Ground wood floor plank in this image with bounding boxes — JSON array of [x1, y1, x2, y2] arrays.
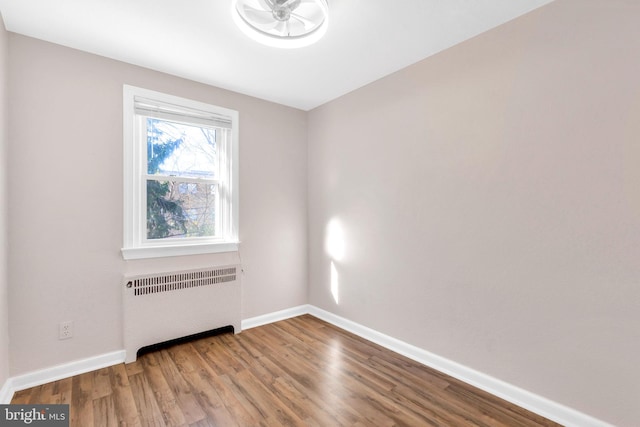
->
[[242, 337, 363, 426], [36, 380, 55, 404], [54, 377, 73, 405], [70, 371, 95, 427], [233, 367, 306, 426], [248, 323, 428, 426], [10, 389, 32, 404], [128, 373, 166, 427], [92, 367, 113, 400], [290, 316, 516, 426], [155, 349, 207, 424], [139, 352, 188, 426], [125, 360, 144, 377], [93, 395, 119, 427], [217, 373, 271, 427], [168, 343, 238, 427], [109, 363, 142, 427], [188, 340, 263, 426], [363, 354, 511, 426], [11, 315, 562, 426], [270, 323, 422, 422]]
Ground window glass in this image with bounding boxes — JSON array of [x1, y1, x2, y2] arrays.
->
[[146, 180, 217, 240], [146, 118, 218, 179], [122, 85, 239, 260]]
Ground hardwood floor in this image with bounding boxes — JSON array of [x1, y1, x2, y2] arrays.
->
[[12, 315, 561, 426]]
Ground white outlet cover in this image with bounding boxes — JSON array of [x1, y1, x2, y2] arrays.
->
[[59, 321, 73, 340]]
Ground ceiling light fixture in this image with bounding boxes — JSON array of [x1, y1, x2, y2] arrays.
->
[[231, 0, 329, 49]]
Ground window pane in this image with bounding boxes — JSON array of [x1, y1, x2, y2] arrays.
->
[[146, 117, 217, 179], [146, 179, 217, 240]]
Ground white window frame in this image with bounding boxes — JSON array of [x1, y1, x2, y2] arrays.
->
[[122, 85, 239, 260]]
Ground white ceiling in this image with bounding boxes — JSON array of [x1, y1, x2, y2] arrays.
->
[[0, 0, 554, 111]]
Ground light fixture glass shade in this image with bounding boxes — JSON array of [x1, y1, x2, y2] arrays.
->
[[231, 0, 329, 48]]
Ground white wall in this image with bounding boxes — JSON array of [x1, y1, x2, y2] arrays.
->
[[0, 13, 10, 393], [307, 1, 640, 426], [7, 34, 308, 376]]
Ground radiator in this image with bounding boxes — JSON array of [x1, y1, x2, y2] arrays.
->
[[123, 265, 241, 363]]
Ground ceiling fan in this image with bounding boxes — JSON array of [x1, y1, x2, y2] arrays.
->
[[231, 0, 329, 48]]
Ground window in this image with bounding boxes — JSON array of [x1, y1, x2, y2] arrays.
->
[[122, 85, 239, 259]]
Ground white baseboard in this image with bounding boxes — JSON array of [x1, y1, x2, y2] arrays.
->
[[5, 350, 126, 401], [0, 377, 13, 404], [307, 305, 613, 427], [0, 306, 613, 427], [241, 304, 310, 330]]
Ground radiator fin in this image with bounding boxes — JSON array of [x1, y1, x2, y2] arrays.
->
[[129, 267, 237, 296]]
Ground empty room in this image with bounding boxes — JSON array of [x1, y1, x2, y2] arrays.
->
[[0, 0, 638, 426]]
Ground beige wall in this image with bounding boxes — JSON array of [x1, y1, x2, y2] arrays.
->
[[4, 1, 640, 424], [308, 1, 640, 425], [7, 34, 308, 375], [0, 13, 9, 391]]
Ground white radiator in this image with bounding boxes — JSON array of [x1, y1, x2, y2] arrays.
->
[[123, 265, 241, 363]]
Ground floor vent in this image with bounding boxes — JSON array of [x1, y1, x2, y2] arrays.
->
[[136, 325, 234, 359]]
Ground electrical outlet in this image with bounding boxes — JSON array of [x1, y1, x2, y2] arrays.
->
[[59, 321, 73, 340]]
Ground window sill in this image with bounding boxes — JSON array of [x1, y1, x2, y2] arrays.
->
[[121, 242, 239, 260]]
